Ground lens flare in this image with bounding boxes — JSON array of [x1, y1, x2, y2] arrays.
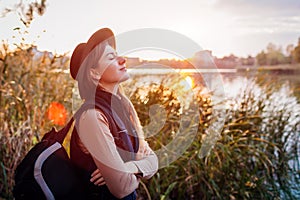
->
[[178, 75, 194, 91], [185, 76, 193, 88], [47, 102, 68, 126]]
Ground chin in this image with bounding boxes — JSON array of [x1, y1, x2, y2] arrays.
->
[[119, 73, 130, 82]]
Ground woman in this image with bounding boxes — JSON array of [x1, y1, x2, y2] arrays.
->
[[69, 28, 158, 199]]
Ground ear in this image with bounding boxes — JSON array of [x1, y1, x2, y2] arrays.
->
[[90, 68, 101, 80]]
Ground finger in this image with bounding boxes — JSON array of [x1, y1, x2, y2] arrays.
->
[[90, 173, 102, 183], [90, 172, 102, 183], [143, 147, 151, 156], [94, 177, 106, 186], [91, 169, 100, 177]]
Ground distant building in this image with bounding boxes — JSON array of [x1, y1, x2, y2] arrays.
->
[[125, 57, 143, 68], [239, 56, 255, 66], [125, 50, 255, 69], [28, 46, 54, 61], [214, 54, 241, 68], [191, 50, 215, 68]]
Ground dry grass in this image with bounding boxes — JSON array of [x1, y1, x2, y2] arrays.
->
[[1, 42, 299, 199]]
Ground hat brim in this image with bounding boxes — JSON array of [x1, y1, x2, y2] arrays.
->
[[70, 28, 116, 80]]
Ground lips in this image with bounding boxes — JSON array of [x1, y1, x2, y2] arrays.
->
[[120, 67, 127, 71]]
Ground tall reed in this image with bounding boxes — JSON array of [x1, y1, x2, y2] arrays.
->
[[1, 42, 299, 199], [0, 43, 73, 199], [126, 74, 300, 200]]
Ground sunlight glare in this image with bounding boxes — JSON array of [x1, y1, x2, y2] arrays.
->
[[185, 76, 194, 88], [178, 75, 194, 92]]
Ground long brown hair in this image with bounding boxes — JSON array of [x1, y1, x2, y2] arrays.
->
[[77, 42, 145, 140]]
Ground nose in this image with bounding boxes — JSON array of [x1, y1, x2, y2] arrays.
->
[[118, 56, 126, 65]]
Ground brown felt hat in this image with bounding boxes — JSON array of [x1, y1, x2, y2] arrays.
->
[[70, 28, 116, 80]]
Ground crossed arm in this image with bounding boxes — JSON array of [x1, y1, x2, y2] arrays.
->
[[78, 109, 158, 199]]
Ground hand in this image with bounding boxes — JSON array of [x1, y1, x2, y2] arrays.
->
[[90, 168, 106, 186], [136, 141, 152, 160]]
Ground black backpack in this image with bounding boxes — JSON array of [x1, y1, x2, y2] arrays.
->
[[13, 114, 85, 200]]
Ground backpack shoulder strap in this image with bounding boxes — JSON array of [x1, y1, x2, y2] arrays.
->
[[44, 103, 99, 143], [41, 117, 75, 144]]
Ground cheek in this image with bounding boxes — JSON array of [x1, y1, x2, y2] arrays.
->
[[101, 65, 115, 79], [101, 71, 115, 83], [100, 64, 128, 83]]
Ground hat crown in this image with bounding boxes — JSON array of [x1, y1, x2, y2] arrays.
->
[[70, 28, 115, 80]]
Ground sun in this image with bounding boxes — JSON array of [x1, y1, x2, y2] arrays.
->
[[185, 76, 194, 88], [178, 75, 194, 92]]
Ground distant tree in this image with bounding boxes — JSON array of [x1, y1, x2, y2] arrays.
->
[[266, 43, 285, 65], [285, 44, 294, 64], [1, 0, 47, 27], [266, 43, 277, 53], [240, 55, 255, 66], [256, 43, 290, 65], [286, 44, 294, 56], [256, 50, 267, 65], [293, 37, 300, 63]]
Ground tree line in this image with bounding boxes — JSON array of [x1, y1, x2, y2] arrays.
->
[[256, 38, 300, 65]]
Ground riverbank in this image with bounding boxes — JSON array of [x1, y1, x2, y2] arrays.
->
[[236, 64, 300, 70]]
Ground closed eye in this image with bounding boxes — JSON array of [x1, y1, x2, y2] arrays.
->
[[107, 52, 117, 60]]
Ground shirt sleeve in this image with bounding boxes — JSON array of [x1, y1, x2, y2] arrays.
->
[[77, 109, 139, 199], [131, 141, 158, 179]]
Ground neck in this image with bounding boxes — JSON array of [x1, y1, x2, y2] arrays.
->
[[99, 82, 119, 95]]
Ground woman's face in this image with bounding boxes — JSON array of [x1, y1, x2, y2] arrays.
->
[[94, 44, 129, 87]]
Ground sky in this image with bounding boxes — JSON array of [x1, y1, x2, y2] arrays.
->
[[1, 0, 300, 60]]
